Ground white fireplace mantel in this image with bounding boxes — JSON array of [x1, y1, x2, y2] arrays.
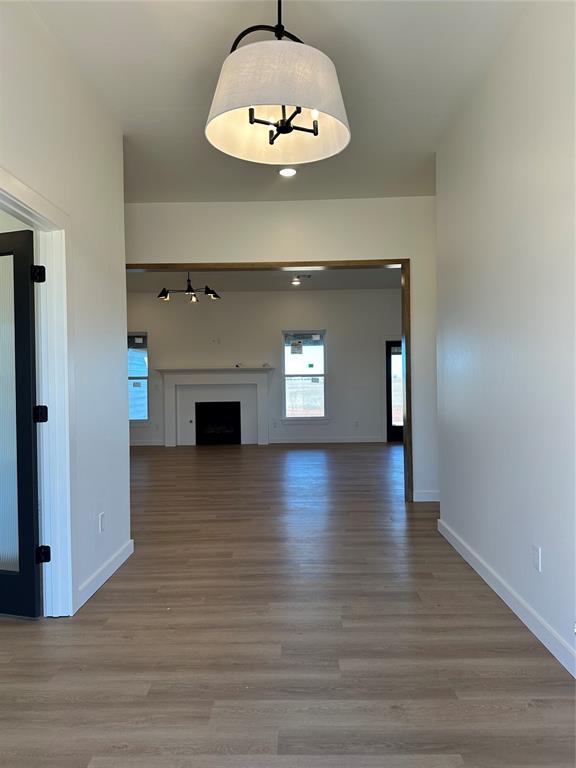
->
[[157, 367, 274, 447]]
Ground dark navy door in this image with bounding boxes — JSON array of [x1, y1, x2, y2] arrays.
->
[[0, 230, 42, 617]]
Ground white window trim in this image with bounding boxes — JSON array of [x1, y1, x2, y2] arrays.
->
[[282, 329, 328, 420], [128, 331, 149, 423]]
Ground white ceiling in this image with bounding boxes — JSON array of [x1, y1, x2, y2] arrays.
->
[[126, 266, 402, 293], [32, 1, 522, 203]]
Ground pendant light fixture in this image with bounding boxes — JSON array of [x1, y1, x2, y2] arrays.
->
[[206, 0, 350, 165], [157, 273, 221, 303], [290, 274, 311, 287]]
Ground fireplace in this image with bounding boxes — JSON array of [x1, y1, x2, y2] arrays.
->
[[195, 401, 241, 445], [158, 369, 273, 447]]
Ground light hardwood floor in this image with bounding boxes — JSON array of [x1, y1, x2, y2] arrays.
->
[[1, 444, 574, 767]]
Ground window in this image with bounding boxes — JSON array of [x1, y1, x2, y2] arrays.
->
[[283, 331, 326, 418], [128, 334, 148, 421]]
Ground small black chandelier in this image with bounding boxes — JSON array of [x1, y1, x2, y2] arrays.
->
[[249, 105, 318, 148], [157, 273, 221, 303]]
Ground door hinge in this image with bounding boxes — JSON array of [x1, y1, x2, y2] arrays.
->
[[36, 545, 51, 564], [31, 265, 46, 283], [33, 405, 48, 423]]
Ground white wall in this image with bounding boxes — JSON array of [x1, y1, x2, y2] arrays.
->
[[125, 196, 438, 499], [436, 2, 575, 674], [128, 288, 401, 445], [0, 4, 132, 612]]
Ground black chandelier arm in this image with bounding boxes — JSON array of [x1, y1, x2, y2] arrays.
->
[[230, 24, 302, 52], [292, 122, 319, 136], [285, 106, 301, 124], [248, 108, 275, 128]]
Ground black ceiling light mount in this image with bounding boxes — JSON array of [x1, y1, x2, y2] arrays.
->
[[157, 273, 221, 303], [229, 0, 302, 52]]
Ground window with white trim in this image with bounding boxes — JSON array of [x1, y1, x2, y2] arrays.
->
[[128, 333, 148, 421], [283, 331, 326, 418]]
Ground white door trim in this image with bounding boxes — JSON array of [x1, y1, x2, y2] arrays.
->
[[0, 167, 73, 616]]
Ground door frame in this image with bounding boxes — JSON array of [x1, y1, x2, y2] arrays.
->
[[0, 168, 73, 616], [126, 258, 414, 502]]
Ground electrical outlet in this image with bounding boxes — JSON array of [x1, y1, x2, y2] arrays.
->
[[98, 512, 105, 534], [532, 545, 542, 573]]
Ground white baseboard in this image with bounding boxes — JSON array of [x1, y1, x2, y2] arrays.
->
[[132, 437, 388, 446], [438, 519, 575, 677], [413, 490, 440, 502], [130, 439, 163, 446], [75, 539, 134, 613], [270, 436, 385, 444]]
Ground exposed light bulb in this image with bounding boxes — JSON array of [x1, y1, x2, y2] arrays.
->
[[189, 293, 198, 303], [279, 168, 297, 178], [311, 109, 319, 120]]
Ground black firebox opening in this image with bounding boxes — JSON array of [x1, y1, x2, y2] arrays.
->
[[195, 401, 241, 445]]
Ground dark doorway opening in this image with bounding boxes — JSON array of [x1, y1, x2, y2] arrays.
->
[[386, 340, 404, 443], [195, 402, 241, 445]]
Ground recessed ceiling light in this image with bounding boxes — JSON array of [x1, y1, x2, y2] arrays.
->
[[281, 266, 325, 271], [386, 264, 402, 269], [279, 168, 297, 178]]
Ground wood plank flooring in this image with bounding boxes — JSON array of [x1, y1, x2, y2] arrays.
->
[[1, 444, 574, 767]]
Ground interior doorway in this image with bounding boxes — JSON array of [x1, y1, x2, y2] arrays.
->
[[386, 340, 404, 443], [127, 259, 413, 502]]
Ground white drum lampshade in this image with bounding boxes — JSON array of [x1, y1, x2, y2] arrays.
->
[[206, 40, 350, 165]]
